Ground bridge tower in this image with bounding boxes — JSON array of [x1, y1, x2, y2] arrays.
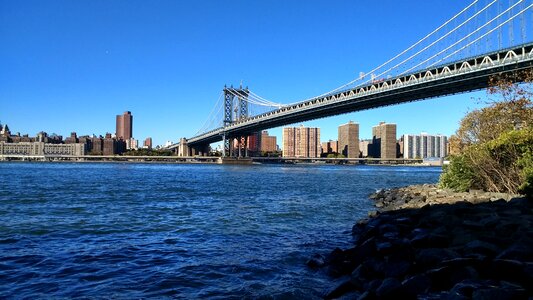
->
[[222, 85, 249, 157]]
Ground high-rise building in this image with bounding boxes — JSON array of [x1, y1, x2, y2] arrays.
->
[[403, 133, 448, 159], [126, 138, 138, 150], [370, 122, 397, 159], [359, 139, 371, 157], [144, 137, 152, 149], [116, 111, 133, 141], [338, 121, 359, 158], [65, 132, 78, 144], [247, 132, 261, 154], [321, 140, 338, 155], [282, 125, 320, 158], [261, 131, 277, 153]]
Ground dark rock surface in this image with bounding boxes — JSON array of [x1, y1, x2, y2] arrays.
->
[[313, 185, 532, 299]]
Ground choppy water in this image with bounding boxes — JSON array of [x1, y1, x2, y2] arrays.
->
[[0, 162, 441, 298]]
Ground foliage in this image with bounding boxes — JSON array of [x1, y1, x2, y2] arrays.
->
[[440, 70, 533, 197], [327, 153, 345, 158], [439, 155, 476, 192], [440, 122, 533, 196], [450, 69, 533, 153], [123, 149, 174, 156]]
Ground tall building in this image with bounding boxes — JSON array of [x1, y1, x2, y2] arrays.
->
[[261, 131, 277, 153], [359, 139, 371, 157], [370, 122, 397, 159], [144, 137, 152, 149], [65, 132, 78, 144], [403, 133, 448, 159], [247, 132, 261, 154], [338, 121, 359, 158], [321, 140, 338, 155], [282, 125, 320, 158], [116, 111, 133, 140]]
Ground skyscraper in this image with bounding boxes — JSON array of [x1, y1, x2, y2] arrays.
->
[[338, 121, 359, 158], [144, 137, 152, 149], [321, 140, 338, 155], [403, 133, 448, 159], [282, 125, 320, 158], [260, 131, 277, 153], [370, 122, 397, 159], [116, 111, 133, 140]]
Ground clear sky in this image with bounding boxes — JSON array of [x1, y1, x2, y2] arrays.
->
[[0, 0, 492, 146]]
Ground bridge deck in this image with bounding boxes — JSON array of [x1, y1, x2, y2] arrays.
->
[[187, 44, 533, 146]]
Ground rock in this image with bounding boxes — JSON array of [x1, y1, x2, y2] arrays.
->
[[327, 248, 356, 277], [375, 241, 394, 255], [484, 259, 525, 283], [449, 280, 487, 298], [426, 266, 454, 291], [380, 260, 411, 278], [463, 240, 501, 257], [375, 277, 402, 298], [411, 232, 450, 248], [401, 274, 431, 297], [472, 287, 527, 300], [324, 280, 356, 300], [415, 248, 459, 270], [321, 184, 532, 298], [378, 223, 398, 235], [478, 215, 501, 228], [497, 244, 533, 261], [368, 210, 379, 218], [365, 279, 382, 293], [462, 220, 486, 229], [306, 253, 326, 269]]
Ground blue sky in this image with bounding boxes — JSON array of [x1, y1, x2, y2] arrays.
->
[[0, 0, 492, 146]]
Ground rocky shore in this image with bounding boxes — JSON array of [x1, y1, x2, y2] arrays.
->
[[308, 184, 532, 299]]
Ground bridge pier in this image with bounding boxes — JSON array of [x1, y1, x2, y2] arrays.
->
[[177, 138, 189, 157], [192, 144, 210, 156]]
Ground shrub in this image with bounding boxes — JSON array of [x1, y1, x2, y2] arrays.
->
[[439, 154, 476, 192], [440, 128, 533, 196]]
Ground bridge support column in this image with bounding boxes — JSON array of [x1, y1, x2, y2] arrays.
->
[[178, 138, 189, 157], [238, 137, 242, 158], [189, 144, 209, 157], [244, 136, 248, 157]]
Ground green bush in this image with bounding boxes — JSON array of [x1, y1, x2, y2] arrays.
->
[[440, 128, 533, 196], [439, 154, 476, 192]]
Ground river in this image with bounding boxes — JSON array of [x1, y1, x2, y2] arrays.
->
[[0, 162, 441, 298]]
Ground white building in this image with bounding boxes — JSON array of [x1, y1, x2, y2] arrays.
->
[[403, 133, 447, 159]]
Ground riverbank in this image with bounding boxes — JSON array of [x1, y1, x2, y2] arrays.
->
[[310, 185, 532, 299], [0, 155, 429, 165]]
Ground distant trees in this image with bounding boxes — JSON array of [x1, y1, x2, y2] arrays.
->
[[123, 149, 174, 156], [440, 70, 533, 196], [326, 153, 345, 158]]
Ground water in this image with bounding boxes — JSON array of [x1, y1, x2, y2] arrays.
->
[[0, 162, 441, 298]]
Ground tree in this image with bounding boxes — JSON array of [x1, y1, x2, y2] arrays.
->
[[440, 70, 533, 197], [451, 69, 533, 153]]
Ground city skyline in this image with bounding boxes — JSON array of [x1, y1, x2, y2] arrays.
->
[[1, 1, 490, 146]]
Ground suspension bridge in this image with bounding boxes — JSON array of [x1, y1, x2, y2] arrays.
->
[[169, 0, 533, 157]]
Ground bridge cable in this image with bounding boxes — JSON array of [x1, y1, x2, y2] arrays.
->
[[195, 92, 224, 135], [242, 0, 481, 107], [425, 3, 533, 70], [366, 0, 500, 84], [301, 0, 481, 98]]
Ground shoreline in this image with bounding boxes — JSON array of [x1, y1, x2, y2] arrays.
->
[[0, 156, 441, 167], [310, 185, 532, 299]]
